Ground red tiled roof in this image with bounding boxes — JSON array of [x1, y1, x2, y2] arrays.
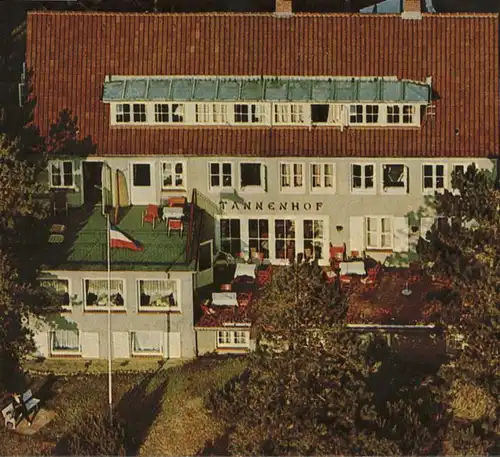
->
[[26, 12, 499, 157]]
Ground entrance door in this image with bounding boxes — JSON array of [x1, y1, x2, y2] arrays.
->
[[130, 162, 156, 205], [83, 161, 103, 205]]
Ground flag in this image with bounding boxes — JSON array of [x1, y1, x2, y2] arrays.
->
[[109, 226, 144, 251]]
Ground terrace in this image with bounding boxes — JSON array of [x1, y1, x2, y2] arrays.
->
[[40, 205, 195, 271]]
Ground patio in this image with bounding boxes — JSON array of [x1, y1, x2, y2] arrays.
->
[[346, 267, 454, 325], [40, 205, 195, 271]]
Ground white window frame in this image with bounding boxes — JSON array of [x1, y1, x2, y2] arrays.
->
[[422, 163, 447, 194], [232, 103, 269, 125], [272, 103, 306, 124], [50, 329, 81, 356], [216, 330, 250, 349], [279, 162, 305, 193], [130, 331, 164, 356], [303, 219, 326, 260], [348, 104, 381, 125], [137, 279, 181, 312], [220, 218, 242, 257], [451, 163, 470, 193], [381, 164, 408, 195], [112, 103, 148, 124], [274, 218, 296, 262], [365, 216, 393, 250], [48, 160, 75, 189], [83, 278, 126, 311], [385, 104, 419, 126], [239, 162, 266, 193], [350, 163, 376, 194], [310, 163, 336, 193], [161, 161, 186, 190], [132, 162, 153, 188], [208, 162, 233, 191], [195, 103, 228, 124], [40, 278, 72, 311]]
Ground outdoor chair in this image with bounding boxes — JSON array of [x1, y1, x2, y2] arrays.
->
[[142, 204, 159, 228], [361, 263, 382, 286], [167, 218, 184, 236], [237, 292, 253, 307], [329, 243, 345, 266], [256, 266, 272, 287]]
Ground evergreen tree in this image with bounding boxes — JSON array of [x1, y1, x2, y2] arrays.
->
[[418, 164, 500, 453]]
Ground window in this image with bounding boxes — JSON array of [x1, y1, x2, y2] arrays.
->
[[162, 162, 185, 189], [84, 279, 125, 309], [49, 160, 74, 188], [366, 217, 393, 249], [133, 103, 146, 122], [220, 219, 241, 256], [195, 103, 228, 123], [382, 164, 408, 193], [273, 104, 305, 124], [349, 105, 363, 123], [154, 103, 184, 123], [216, 330, 250, 348], [280, 163, 304, 191], [138, 279, 179, 311], [40, 279, 70, 309], [387, 105, 400, 123], [116, 104, 131, 123], [303, 219, 324, 259], [240, 163, 265, 190], [423, 164, 446, 193], [51, 330, 80, 354], [366, 105, 379, 123], [351, 164, 375, 192], [451, 164, 469, 191], [234, 104, 267, 124], [387, 104, 417, 124], [310, 163, 335, 192], [131, 331, 163, 355], [209, 163, 232, 189], [275, 219, 295, 261], [402, 105, 415, 124], [133, 164, 151, 187], [248, 219, 269, 259]]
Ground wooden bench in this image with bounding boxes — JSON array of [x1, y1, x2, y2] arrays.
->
[[2, 390, 40, 430]]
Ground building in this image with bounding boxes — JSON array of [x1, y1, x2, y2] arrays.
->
[[26, 0, 498, 356]]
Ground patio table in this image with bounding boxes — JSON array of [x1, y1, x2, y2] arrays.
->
[[234, 263, 256, 279], [211, 292, 238, 307], [339, 261, 366, 276], [162, 207, 184, 222]]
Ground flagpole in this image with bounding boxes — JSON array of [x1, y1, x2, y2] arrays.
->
[[106, 211, 113, 424]]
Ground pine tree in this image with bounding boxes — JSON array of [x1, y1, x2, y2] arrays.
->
[[417, 164, 500, 453]]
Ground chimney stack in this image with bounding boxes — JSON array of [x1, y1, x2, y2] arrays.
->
[[402, 0, 422, 19], [275, 0, 292, 16]]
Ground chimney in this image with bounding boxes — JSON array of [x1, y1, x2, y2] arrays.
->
[[275, 0, 292, 16], [402, 0, 422, 19]]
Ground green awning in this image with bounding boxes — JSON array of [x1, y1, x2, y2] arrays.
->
[[103, 76, 431, 103]]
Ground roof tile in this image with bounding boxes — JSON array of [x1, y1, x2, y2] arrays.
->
[[26, 12, 499, 158]]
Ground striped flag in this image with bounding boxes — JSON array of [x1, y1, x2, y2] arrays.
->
[[109, 226, 143, 251]]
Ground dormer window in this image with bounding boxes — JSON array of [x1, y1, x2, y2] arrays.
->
[[234, 104, 268, 124]]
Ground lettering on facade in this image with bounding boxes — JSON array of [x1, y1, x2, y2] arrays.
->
[[219, 200, 324, 212]]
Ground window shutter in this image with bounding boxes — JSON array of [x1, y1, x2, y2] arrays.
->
[[393, 217, 409, 252], [262, 165, 268, 191], [420, 217, 435, 241], [163, 332, 181, 359], [113, 332, 130, 358], [81, 332, 100, 358], [34, 331, 49, 358], [349, 216, 365, 252]]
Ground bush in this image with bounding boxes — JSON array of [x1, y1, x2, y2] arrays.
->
[[55, 411, 126, 456]]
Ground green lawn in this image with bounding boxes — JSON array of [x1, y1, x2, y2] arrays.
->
[[0, 356, 247, 456]]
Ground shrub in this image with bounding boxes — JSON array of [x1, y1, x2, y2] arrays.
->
[[55, 411, 126, 456]]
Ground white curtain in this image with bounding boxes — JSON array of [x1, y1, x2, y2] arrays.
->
[[327, 104, 343, 124], [133, 331, 162, 352], [274, 104, 288, 123], [140, 280, 176, 307], [86, 279, 123, 306], [53, 330, 79, 350]]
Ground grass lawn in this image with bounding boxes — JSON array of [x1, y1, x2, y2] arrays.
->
[[0, 355, 247, 456]]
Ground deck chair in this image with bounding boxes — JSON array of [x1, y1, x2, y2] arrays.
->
[[142, 204, 159, 228], [167, 218, 184, 236]]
